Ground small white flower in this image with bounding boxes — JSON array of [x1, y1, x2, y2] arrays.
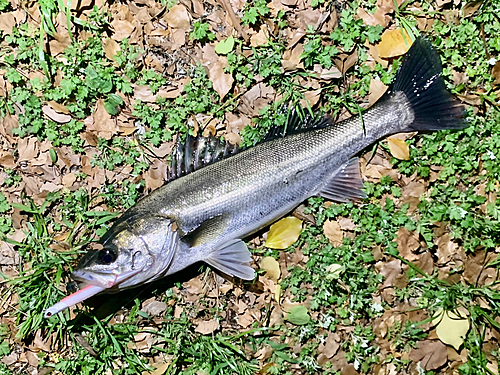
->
[[487, 57, 497, 65], [458, 207, 468, 218], [486, 150, 496, 160]]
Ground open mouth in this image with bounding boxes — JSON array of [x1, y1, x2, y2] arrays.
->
[[44, 269, 142, 318]]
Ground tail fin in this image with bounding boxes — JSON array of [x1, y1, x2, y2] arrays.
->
[[386, 37, 467, 131]]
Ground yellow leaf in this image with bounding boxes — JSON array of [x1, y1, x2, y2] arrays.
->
[[265, 217, 302, 249], [260, 256, 281, 282], [377, 28, 412, 58], [433, 308, 470, 350], [387, 137, 410, 160]]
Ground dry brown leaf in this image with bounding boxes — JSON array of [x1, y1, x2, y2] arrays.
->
[[48, 32, 71, 56], [111, 19, 136, 41], [42, 104, 72, 123], [145, 363, 170, 375], [260, 256, 281, 282], [0, 151, 15, 168], [334, 49, 358, 74], [1, 114, 19, 142], [62, 172, 76, 187], [378, 259, 408, 289], [387, 136, 410, 160], [282, 44, 304, 71], [338, 217, 356, 231], [300, 89, 322, 108], [377, 28, 412, 58], [144, 159, 167, 192], [237, 310, 254, 328], [318, 332, 340, 358], [409, 340, 448, 370], [250, 25, 269, 47], [313, 64, 342, 80], [208, 58, 234, 100], [357, 7, 389, 27], [195, 319, 219, 334], [368, 78, 388, 106], [87, 99, 118, 140], [0, 13, 16, 35], [163, 4, 191, 29], [323, 219, 343, 247], [104, 38, 121, 61], [492, 61, 500, 85], [18, 137, 40, 162], [396, 227, 420, 261], [435, 233, 458, 265]]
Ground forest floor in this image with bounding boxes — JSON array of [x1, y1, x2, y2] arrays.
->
[[0, 0, 500, 374]]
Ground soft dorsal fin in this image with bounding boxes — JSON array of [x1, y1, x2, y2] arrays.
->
[[261, 106, 334, 143], [167, 107, 335, 181]]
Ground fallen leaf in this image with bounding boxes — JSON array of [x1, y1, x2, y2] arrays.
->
[[396, 227, 420, 261], [146, 363, 170, 375], [318, 332, 340, 358], [491, 60, 500, 85], [334, 49, 358, 74], [111, 19, 136, 41], [265, 217, 302, 249], [409, 340, 447, 370], [368, 78, 388, 106], [208, 58, 234, 100], [0, 12, 16, 35], [87, 99, 118, 140], [260, 256, 281, 282], [163, 4, 191, 29], [48, 32, 71, 55], [377, 28, 412, 58], [18, 137, 40, 162], [286, 305, 310, 325], [387, 136, 410, 160], [215, 35, 235, 55], [104, 38, 121, 61], [432, 308, 470, 350], [42, 104, 72, 123], [323, 219, 343, 247], [300, 89, 322, 108], [250, 25, 269, 47], [195, 319, 219, 334]]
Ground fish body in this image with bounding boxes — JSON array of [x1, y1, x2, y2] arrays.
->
[[45, 37, 466, 317]]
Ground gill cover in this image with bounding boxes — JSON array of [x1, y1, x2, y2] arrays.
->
[[73, 214, 179, 290]]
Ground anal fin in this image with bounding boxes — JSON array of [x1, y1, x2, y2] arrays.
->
[[318, 157, 367, 202], [205, 239, 255, 280]]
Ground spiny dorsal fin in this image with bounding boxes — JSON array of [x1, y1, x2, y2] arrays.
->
[[167, 107, 335, 181], [168, 133, 239, 181]]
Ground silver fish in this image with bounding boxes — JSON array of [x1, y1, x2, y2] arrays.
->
[[45, 37, 466, 317]]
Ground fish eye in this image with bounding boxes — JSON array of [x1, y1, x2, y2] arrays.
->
[[98, 248, 117, 265]]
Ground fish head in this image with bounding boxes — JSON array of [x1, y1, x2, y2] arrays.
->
[[72, 214, 178, 291], [44, 214, 179, 318]]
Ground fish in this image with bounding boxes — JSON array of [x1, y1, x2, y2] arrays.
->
[[44, 37, 466, 318]]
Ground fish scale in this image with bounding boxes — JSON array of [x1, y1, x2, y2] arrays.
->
[[44, 37, 466, 318]]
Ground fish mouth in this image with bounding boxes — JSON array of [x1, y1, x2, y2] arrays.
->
[[71, 268, 141, 289], [44, 269, 142, 318]]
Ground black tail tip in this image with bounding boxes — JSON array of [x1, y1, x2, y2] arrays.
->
[[390, 36, 468, 132]]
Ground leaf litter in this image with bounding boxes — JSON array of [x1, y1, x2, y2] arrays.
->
[[0, 0, 499, 374]]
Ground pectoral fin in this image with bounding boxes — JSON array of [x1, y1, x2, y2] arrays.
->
[[205, 239, 255, 280], [182, 215, 230, 248], [319, 157, 367, 202]]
